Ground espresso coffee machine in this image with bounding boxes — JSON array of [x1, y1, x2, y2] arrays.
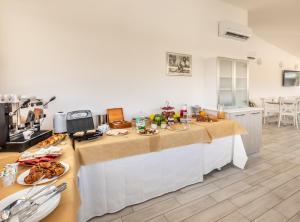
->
[[0, 96, 56, 152]]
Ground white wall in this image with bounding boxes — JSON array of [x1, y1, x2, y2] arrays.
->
[[0, 0, 299, 128], [247, 35, 300, 104]]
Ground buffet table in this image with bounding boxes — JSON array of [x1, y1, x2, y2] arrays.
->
[[75, 120, 248, 222], [75, 120, 246, 165], [0, 142, 80, 222], [0, 120, 248, 222]]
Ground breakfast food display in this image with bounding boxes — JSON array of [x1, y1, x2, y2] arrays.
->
[[23, 161, 65, 184], [168, 123, 189, 131], [138, 128, 158, 136], [37, 133, 66, 148], [208, 114, 218, 122], [106, 129, 129, 136], [73, 129, 98, 137], [18, 146, 63, 166], [161, 101, 176, 122], [197, 111, 218, 122], [107, 108, 132, 129]]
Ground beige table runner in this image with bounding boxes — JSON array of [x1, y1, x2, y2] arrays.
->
[[192, 119, 248, 140], [75, 119, 246, 166]]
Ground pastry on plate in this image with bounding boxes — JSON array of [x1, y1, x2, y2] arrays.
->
[[138, 128, 158, 136], [24, 161, 65, 184]]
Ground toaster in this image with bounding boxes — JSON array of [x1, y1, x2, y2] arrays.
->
[[66, 110, 94, 134], [66, 110, 102, 148]]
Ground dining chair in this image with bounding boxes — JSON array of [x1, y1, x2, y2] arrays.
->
[[261, 97, 280, 124], [296, 98, 300, 128], [278, 97, 298, 129]]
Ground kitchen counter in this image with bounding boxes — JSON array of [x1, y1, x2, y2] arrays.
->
[[205, 107, 263, 114], [205, 107, 263, 155]]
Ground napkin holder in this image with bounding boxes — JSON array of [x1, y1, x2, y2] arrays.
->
[[107, 108, 132, 129]]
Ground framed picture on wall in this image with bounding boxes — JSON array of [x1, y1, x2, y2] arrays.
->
[[166, 52, 192, 76]]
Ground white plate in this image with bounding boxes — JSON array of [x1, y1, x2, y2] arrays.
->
[[167, 124, 189, 131], [106, 129, 129, 136], [137, 129, 159, 136], [0, 185, 61, 222], [17, 162, 69, 186]]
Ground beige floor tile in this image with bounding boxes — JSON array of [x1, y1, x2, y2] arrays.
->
[[211, 167, 240, 179], [260, 152, 282, 160], [239, 193, 282, 221], [253, 209, 287, 222], [183, 200, 236, 222], [270, 162, 298, 174], [213, 172, 248, 188], [132, 192, 176, 211], [218, 211, 250, 222], [230, 185, 270, 207], [90, 207, 133, 222], [111, 219, 122, 222], [180, 175, 218, 193], [165, 196, 217, 222], [146, 216, 168, 222], [289, 157, 300, 165], [267, 155, 296, 165], [246, 156, 265, 167], [244, 162, 272, 175], [210, 182, 251, 202], [122, 198, 180, 222], [286, 165, 300, 177], [277, 146, 299, 154], [261, 172, 295, 189], [275, 191, 300, 219], [272, 178, 300, 200], [242, 169, 276, 186], [176, 183, 219, 204], [288, 214, 300, 222]]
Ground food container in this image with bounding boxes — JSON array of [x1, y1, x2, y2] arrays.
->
[[151, 123, 158, 130], [0, 163, 18, 187], [161, 122, 167, 129], [180, 104, 188, 118], [191, 105, 201, 117], [132, 117, 150, 129], [53, 112, 67, 133], [136, 115, 146, 131], [107, 108, 132, 129], [161, 101, 175, 121], [98, 114, 108, 125]]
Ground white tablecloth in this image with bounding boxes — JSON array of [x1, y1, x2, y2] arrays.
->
[[78, 135, 247, 222]]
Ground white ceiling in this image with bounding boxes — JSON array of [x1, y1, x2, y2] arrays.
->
[[223, 0, 300, 58]]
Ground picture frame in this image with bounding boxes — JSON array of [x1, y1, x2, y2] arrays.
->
[[166, 52, 192, 76]]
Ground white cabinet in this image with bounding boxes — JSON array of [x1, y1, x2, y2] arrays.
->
[[204, 57, 249, 109], [228, 110, 262, 154]]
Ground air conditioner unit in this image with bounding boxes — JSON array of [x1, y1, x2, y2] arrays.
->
[[218, 21, 252, 41]]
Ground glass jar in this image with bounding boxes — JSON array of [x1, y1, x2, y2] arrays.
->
[[0, 163, 18, 187], [136, 115, 146, 131]]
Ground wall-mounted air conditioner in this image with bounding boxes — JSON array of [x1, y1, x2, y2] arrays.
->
[[218, 21, 252, 41]]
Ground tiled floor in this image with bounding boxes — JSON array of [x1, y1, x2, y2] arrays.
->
[[90, 124, 300, 222]]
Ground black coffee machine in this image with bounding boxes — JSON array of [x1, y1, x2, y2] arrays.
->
[[0, 96, 56, 152]]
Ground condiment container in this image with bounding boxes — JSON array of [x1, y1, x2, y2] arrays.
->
[[0, 163, 19, 187]]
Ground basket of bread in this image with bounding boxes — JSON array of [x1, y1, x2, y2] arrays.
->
[[37, 134, 66, 148]]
